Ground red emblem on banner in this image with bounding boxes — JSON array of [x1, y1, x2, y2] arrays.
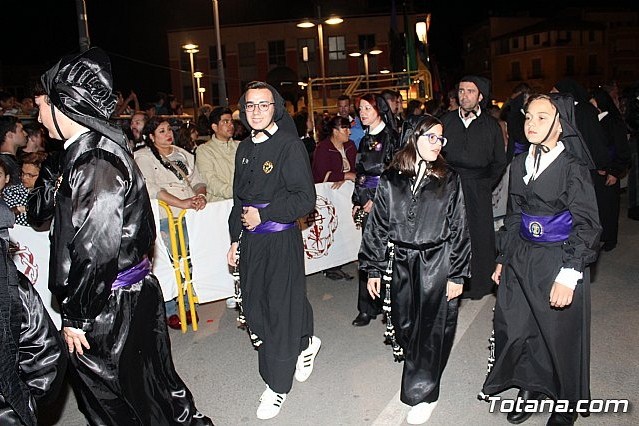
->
[[302, 195, 339, 259]]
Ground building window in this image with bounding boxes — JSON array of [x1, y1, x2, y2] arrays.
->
[[297, 38, 316, 62], [533, 34, 540, 45], [512, 38, 519, 49], [358, 34, 376, 51], [209, 45, 226, 69], [238, 42, 256, 67], [268, 40, 286, 66], [328, 36, 346, 61], [588, 54, 598, 74], [531, 58, 542, 78], [511, 61, 521, 80], [566, 55, 575, 75]]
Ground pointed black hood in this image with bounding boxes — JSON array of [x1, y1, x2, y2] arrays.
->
[[549, 92, 595, 169]]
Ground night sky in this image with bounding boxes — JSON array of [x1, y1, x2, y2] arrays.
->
[[4, 0, 633, 103]]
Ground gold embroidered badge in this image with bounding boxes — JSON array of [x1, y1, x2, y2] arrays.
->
[[263, 161, 274, 174]]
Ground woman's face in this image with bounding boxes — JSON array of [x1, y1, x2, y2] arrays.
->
[[416, 124, 445, 162], [358, 100, 380, 127], [151, 121, 174, 149], [21, 163, 40, 189], [332, 124, 351, 144], [525, 98, 560, 145], [0, 169, 9, 191]]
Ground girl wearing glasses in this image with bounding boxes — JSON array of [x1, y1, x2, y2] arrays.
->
[[359, 114, 471, 424]]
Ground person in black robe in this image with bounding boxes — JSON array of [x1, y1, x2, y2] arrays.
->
[[360, 114, 470, 425], [481, 93, 601, 426], [226, 81, 319, 420], [351, 93, 400, 326], [441, 76, 507, 299], [590, 88, 631, 251], [0, 198, 66, 426], [33, 48, 212, 425], [624, 83, 639, 220]]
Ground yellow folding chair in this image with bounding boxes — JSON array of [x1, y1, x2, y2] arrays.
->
[[157, 201, 198, 332]]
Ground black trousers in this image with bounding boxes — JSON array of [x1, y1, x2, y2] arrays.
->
[[357, 215, 383, 316], [592, 172, 621, 244]]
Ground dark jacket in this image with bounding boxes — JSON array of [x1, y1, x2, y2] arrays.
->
[[311, 138, 357, 183]]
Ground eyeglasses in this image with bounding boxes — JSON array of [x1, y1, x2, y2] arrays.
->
[[417, 133, 447, 146], [245, 102, 274, 112], [218, 119, 234, 125], [21, 172, 39, 179]]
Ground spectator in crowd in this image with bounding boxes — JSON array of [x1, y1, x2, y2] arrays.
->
[[176, 121, 199, 155], [486, 104, 508, 151], [624, 83, 639, 220], [22, 122, 47, 153], [441, 75, 507, 300], [227, 81, 319, 420], [143, 102, 157, 118], [361, 114, 470, 425], [0, 116, 27, 184], [154, 92, 169, 115], [0, 92, 19, 116], [112, 90, 139, 117], [4, 151, 47, 226], [381, 89, 402, 132], [34, 47, 212, 424], [135, 117, 207, 330], [503, 83, 532, 162], [590, 87, 631, 251], [352, 93, 400, 327], [293, 111, 316, 162], [129, 111, 148, 151], [482, 93, 601, 426], [337, 94, 365, 148], [406, 99, 423, 118], [312, 115, 357, 281], [20, 96, 37, 116], [196, 103, 214, 141]]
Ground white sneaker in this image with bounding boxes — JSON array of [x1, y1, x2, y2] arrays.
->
[[256, 386, 287, 420], [295, 336, 322, 382], [406, 401, 438, 424], [225, 297, 237, 309]]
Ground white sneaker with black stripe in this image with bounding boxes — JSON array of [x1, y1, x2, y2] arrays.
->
[[294, 336, 322, 382], [256, 386, 287, 420]]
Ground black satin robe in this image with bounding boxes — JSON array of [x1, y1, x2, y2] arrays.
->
[[482, 151, 601, 403], [45, 131, 212, 425], [359, 168, 471, 405], [441, 110, 507, 299], [0, 239, 66, 426]]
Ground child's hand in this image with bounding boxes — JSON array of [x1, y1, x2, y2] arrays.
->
[[492, 264, 503, 285], [549, 282, 574, 308]]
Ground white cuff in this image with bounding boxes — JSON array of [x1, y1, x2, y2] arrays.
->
[[67, 327, 86, 335], [554, 268, 582, 290]]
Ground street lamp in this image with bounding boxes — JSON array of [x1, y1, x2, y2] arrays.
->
[[198, 87, 206, 107], [211, 0, 228, 106], [297, 7, 343, 106], [349, 49, 383, 90], [182, 43, 199, 113], [415, 15, 431, 67], [194, 71, 203, 106]]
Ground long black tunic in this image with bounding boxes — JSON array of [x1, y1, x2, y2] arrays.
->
[[482, 150, 601, 402], [229, 127, 316, 394], [359, 168, 471, 405], [441, 110, 507, 298]]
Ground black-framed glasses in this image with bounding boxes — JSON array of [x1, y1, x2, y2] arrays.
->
[[245, 102, 274, 112], [418, 133, 447, 146]]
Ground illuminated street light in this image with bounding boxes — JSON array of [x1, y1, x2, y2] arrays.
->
[[194, 71, 203, 106], [415, 15, 431, 67], [297, 7, 343, 106], [349, 49, 383, 90], [182, 43, 199, 112]]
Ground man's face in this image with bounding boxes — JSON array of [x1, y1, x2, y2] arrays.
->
[[245, 88, 275, 131], [28, 129, 44, 151], [130, 113, 146, 139], [458, 82, 483, 112], [386, 97, 398, 114], [212, 113, 234, 140], [35, 95, 58, 139], [9, 122, 27, 147], [337, 99, 350, 118]]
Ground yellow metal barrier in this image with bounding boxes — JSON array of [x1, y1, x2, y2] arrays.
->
[[157, 201, 198, 332]]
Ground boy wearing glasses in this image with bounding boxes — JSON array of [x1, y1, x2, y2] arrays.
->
[[227, 81, 320, 420]]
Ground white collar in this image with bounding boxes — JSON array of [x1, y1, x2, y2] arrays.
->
[[64, 129, 90, 150], [252, 123, 278, 143], [369, 120, 386, 135], [458, 106, 481, 128], [597, 111, 609, 121], [523, 141, 565, 184]]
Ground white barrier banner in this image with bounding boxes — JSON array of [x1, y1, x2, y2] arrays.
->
[[9, 225, 62, 329]]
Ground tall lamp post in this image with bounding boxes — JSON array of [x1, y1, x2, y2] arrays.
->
[[297, 7, 343, 106], [194, 72, 203, 105], [211, 0, 228, 106], [415, 15, 431, 68], [182, 43, 199, 113], [349, 49, 383, 90]]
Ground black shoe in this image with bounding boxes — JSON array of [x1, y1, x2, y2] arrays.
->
[[546, 410, 577, 426], [323, 269, 344, 280], [339, 269, 354, 281], [352, 312, 375, 326], [507, 389, 546, 424]]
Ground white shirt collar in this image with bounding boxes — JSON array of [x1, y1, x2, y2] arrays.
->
[[458, 105, 482, 128], [369, 120, 386, 135], [523, 141, 565, 184], [251, 123, 278, 144], [64, 129, 90, 150]]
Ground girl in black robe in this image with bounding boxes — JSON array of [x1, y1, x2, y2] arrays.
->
[[360, 115, 471, 424], [481, 94, 601, 426]]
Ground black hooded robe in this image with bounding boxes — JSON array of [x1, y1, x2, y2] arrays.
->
[[441, 110, 507, 299], [482, 150, 601, 403], [230, 84, 316, 394]]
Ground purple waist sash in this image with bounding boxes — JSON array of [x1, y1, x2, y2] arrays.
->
[[519, 210, 572, 243], [514, 141, 528, 155], [243, 203, 296, 234], [356, 175, 380, 189], [112, 257, 151, 290]]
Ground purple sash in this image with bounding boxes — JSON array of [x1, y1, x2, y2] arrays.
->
[[520, 210, 573, 243], [356, 175, 380, 189], [514, 141, 528, 155], [243, 203, 296, 234], [112, 257, 151, 290]]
